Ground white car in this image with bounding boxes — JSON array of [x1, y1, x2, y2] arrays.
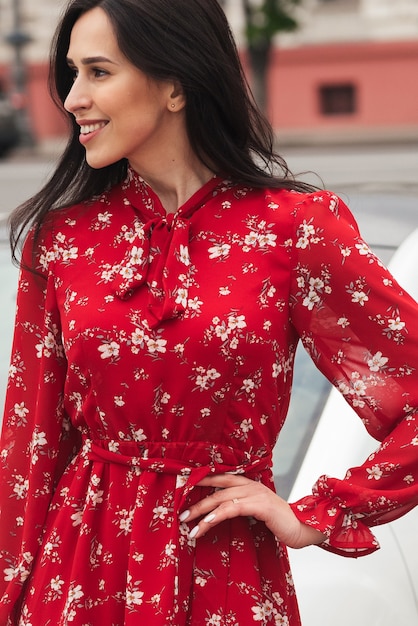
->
[[273, 228, 418, 626]]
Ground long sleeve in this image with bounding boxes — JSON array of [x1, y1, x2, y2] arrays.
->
[[287, 191, 418, 557], [0, 228, 78, 622]]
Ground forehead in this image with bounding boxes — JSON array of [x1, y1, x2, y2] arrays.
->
[[67, 7, 120, 59]]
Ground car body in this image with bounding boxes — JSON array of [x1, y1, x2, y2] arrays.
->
[[273, 228, 418, 626]]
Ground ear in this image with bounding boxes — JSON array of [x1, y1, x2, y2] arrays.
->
[[167, 81, 186, 112]]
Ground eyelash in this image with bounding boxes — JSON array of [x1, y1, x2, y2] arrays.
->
[[69, 67, 109, 81]]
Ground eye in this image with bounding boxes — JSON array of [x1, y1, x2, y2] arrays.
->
[[92, 68, 108, 79], [67, 66, 78, 81]]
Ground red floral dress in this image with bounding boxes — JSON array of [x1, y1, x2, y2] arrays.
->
[[0, 169, 417, 625]]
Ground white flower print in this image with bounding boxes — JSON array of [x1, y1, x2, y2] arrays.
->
[[367, 465, 383, 480], [153, 505, 169, 521], [119, 265, 135, 280], [62, 247, 79, 263], [208, 243, 231, 259], [240, 418, 253, 434], [175, 287, 188, 308], [272, 363, 282, 379], [132, 327, 147, 346], [14, 402, 29, 419], [50, 575, 65, 592], [388, 316, 405, 331], [356, 242, 371, 255], [4, 552, 33, 585], [367, 351, 389, 372], [303, 291, 320, 311], [146, 337, 167, 354], [98, 341, 120, 360], [192, 366, 221, 391], [242, 379, 255, 393], [244, 231, 259, 247], [115, 508, 134, 536], [337, 317, 350, 328], [36, 332, 59, 358], [227, 313, 246, 331], [352, 377, 367, 396], [12, 475, 29, 500], [129, 245, 144, 265], [98, 211, 112, 224], [188, 296, 203, 314], [351, 290, 369, 306], [178, 244, 191, 266], [251, 599, 275, 622]]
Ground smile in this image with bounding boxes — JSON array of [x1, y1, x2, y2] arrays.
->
[[79, 122, 108, 135]]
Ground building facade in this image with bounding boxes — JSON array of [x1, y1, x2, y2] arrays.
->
[[1, 0, 418, 147], [225, 0, 418, 145]]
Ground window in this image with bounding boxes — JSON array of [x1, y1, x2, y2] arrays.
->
[[319, 83, 357, 116]]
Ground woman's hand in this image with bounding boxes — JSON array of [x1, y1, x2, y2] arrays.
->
[[180, 474, 326, 549]]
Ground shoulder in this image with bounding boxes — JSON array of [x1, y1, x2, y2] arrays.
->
[[23, 183, 126, 276], [261, 187, 360, 236], [228, 185, 358, 229]]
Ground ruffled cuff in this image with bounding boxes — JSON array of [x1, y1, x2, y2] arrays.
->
[[289, 495, 380, 558]]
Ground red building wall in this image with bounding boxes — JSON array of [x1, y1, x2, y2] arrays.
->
[[27, 63, 67, 140], [268, 40, 418, 142]]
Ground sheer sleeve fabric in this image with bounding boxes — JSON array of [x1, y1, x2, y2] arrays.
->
[[0, 228, 78, 621], [287, 191, 418, 557]]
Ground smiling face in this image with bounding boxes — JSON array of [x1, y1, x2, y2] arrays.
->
[[64, 7, 184, 170]]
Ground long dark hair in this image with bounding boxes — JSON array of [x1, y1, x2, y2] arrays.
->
[[10, 0, 315, 260]]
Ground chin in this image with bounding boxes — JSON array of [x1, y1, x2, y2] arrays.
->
[[84, 150, 120, 170]]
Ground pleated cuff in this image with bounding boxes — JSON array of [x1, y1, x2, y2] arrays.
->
[[289, 495, 380, 558]]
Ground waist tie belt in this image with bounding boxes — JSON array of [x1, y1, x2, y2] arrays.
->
[[84, 437, 274, 621], [86, 438, 273, 503]]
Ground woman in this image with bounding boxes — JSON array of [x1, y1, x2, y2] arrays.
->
[[1, 1, 417, 624]]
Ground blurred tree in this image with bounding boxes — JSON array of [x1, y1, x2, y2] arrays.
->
[[219, 0, 302, 114]]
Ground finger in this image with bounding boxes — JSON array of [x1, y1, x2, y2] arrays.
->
[[187, 495, 248, 540], [196, 474, 252, 489], [181, 485, 247, 523]]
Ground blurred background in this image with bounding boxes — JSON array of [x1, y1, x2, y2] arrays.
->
[[2, 0, 418, 154]]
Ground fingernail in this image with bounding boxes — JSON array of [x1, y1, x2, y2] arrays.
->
[[203, 513, 216, 523], [179, 509, 190, 522], [189, 525, 199, 539]]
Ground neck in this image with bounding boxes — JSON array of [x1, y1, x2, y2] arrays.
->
[[139, 159, 214, 214], [129, 120, 215, 213]]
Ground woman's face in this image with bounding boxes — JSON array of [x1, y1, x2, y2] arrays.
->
[[64, 7, 179, 170]]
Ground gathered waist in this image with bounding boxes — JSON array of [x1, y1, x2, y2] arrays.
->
[[83, 437, 272, 483]]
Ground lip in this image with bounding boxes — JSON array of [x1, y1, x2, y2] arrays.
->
[[76, 120, 108, 145]]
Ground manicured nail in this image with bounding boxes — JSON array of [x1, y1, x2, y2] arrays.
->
[[203, 513, 216, 523], [179, 510, 190, 522], [189, 525, 199, 539]]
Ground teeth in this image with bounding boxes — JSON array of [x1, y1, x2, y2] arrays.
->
[[80, 122, 106, 135]]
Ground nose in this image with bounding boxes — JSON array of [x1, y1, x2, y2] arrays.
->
[[64, 76, 91, 114]]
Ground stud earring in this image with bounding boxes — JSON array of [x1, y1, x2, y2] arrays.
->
[[170, 103, 176, 109]]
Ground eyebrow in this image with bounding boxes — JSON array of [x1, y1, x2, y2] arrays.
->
[[66, 56, 119, 66]]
